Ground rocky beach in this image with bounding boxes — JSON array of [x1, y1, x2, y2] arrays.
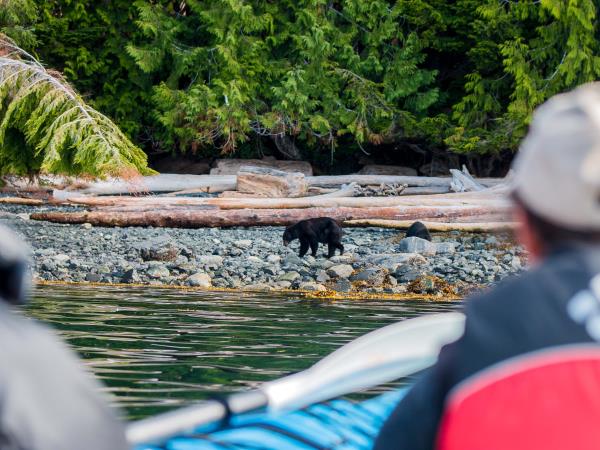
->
[[0, 203, 525, 299]]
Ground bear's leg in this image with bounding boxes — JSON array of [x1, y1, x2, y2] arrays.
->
[[337, 243, 344, 255], [309, 239, 319, 257], [299, 238, 309, 257], [327, 243, 336, 258]]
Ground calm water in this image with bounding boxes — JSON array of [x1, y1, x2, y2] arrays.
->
[[25, 285, 458, 420]]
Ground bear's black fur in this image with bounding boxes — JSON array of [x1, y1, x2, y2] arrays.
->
[[405, 221, 432, 241], [283, 217, 344, 258]]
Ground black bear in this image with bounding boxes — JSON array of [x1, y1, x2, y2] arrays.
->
[[283, 217, 344, 258], [405, 221, 432, 241]]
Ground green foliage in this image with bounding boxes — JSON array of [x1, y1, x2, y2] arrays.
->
[[0, 37, 154, 177], [447, 0, 600, 154], [34, 1, 156, 140], [128, 0, 440, 155], [3, 0, 600, 175], [0, 0, 38, 49]]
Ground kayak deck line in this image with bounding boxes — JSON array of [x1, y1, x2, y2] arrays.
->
[[135, 389, 408, 450]]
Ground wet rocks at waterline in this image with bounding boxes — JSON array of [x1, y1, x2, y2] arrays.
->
[[0, 205, 525, 297]]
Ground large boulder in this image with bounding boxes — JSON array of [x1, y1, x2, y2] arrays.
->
[[236, 166, 308, 198], [398, 237, 437, 256], [187, 272, 212, 287], [139, 239, 181, 262], [327, 264, 354, 279], [366, 253, 427, 271]]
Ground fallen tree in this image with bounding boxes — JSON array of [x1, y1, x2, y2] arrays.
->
[[344, 220, 517, 232], [0, 197, 45, 205], [31, 204, 510, 228], [55, 173, 505, 197], [65, 192, 508, 210]]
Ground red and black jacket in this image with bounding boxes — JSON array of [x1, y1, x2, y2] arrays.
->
[[374, 244, 600, 450]]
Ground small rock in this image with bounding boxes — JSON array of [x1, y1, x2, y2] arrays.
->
[[299, 282, 327, 292], [85, 273, 102, 282], [53, 254, 70, 263], [283, 253, 304, 267], [187, 272, 212, 287], [266, 255, 281, 264], [121, 269, 141, 283], [81, 223, 93, 229], [315, 270, 330, 283], [331, 279, 352, 293], [367, 253, 427, 271], [396, 269, 425, 283], [233, 239, 253, 249], [484, 236, 498, 245], [275, 281, 292, 289], [327, 264, 354, 279], [247, 256, 263, 265], [436, 242, 458, 254], [197, 255, 224, 268], [398, 237, 437, 256], [278, 271, 301, 282], [243, 283, 272, 292], [140, 240, 180, 262], [147, 266, 170, 279], [350, 268, 388, 285]]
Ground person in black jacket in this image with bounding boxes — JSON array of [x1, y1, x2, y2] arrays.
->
[[374, 83, 600, 450]]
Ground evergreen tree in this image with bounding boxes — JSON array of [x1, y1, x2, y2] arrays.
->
[[128, 0, 440, 159], [0, 36, 153, 177], [448, 0, 600, 154]]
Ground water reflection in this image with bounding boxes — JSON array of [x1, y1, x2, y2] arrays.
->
[[26, 285, 459, 419]]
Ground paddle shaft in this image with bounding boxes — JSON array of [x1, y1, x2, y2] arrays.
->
[[126, 390, 267, 445]]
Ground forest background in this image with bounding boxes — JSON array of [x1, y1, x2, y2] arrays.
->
[[1, 0, 599, 177]]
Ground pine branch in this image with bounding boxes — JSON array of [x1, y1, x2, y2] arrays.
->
[[0, 36, 155, 177]]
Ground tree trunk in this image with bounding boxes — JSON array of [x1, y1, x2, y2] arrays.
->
[[271, 134, 303, 160], [344, 220, 517, 232], [65, 192, 508, 210], [31, 204, 509, 228]]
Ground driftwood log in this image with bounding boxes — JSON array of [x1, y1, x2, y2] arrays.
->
[[344, 220, 517, 232], [31, 203, 510, 228], [0, 197, 45, 205], [55, 174, 505, 198], [65, 192, 508, 210]]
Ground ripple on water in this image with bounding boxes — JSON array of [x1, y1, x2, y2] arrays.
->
[[25, 285, 459, 420]]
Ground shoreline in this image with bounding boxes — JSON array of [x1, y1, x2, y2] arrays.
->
[[1, 204, 526, 299]]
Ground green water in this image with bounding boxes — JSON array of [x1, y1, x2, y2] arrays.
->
[[25, 285, 458, 420]]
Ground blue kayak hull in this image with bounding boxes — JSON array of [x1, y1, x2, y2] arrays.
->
[[137, 389, 406, 450]]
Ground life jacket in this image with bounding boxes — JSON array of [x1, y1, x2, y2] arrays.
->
[[437, 344, 600, 450]]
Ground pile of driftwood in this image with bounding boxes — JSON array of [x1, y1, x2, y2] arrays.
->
[[14, 165, 515, 231]]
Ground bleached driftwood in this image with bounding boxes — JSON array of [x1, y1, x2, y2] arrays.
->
[[31, 203, 510, 228], [306, 174, 502, 189], [53, 172, 506, 198], [344, 219, 517, 232], [65, 191, 509, 210], [450, 166, 486, 192], [0, 197, 45, 205], [53, 174, 237, 199]]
